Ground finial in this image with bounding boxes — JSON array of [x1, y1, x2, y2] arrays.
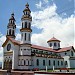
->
[[9, 12, 15, 21], [25, 2, 29, 8], [11, 12, 14, 17]]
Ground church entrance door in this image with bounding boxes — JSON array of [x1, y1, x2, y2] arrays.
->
[[4, 60, 12, 70]]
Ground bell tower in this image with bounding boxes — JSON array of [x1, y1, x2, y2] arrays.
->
[[6, 13, 16, 39], [20, 3, 32, 44], [19, 3, 32, 70]]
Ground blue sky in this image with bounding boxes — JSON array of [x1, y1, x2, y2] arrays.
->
[[0, 0, 74, 34], [0, 0, 74, 62]]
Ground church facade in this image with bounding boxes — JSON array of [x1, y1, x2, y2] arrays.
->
[[2, 3, 75, 70]]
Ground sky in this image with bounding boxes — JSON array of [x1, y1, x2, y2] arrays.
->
[[0, 0, 75, 62]]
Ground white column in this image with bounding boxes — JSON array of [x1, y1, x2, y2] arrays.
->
[[2, 51, 4, 69], [12, 50, 14, 69]]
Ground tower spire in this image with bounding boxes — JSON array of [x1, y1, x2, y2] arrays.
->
[[25, 2, 29, 8], [20, 3, 32, 44], [6, 13, 16, 39]]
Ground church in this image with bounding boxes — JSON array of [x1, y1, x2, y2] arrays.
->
[[2, 3, 75, 70]]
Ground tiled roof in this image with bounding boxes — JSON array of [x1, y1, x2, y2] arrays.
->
[[2, 37, 73, 53], [47, 37, 61, 42], [31, 44, 56, 52], [31, 44, 73, 53], [56, 46, 73, 52], [8, 37, 20, 45], [2, 36, 20, 47]]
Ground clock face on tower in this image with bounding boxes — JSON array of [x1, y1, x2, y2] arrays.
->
[[7, 44, 11, 51]]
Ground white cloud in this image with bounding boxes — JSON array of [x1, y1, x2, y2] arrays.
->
[[0, 35, 6, 62], [0, 47, 3, 62], [31, 3, 74, 48], [35, 1, 42, 9], [16, 33, 21, 40]]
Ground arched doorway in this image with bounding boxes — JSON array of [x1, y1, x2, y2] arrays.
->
[[4, 60, 12, 70]]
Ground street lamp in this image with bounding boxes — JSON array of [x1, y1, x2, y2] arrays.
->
[[46, 53, 48, 72]]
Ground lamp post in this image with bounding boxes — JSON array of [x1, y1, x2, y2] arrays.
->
[[46, 53, 48, 72]]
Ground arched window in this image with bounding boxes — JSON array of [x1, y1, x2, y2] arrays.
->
[[50, 43, 52, 47], [7, 44, 11, 51], [22, 22, 23, 28], [13, 27, 14, 29], [61, 61, 63, 66], [24, 60, 26, 65], [9, 29, 11, 35], [49, 60, 51, 66], [21, 33, 23, 40], [54, 42, 57, 47], [26, 12, 27, 15], [29, 23, 31, 29], [24, 12, 25, 15], [12, 30, 14, 35], [11, 20, 12, 24], [65, 52, 67, 55], [25, 33, 26, 40], [53, 60, 55, 66], [43, 60, 45, 66], [28, 60, 29, 65], [25, 22, 27, 28], [36, 59, 39, 66], [71, 51, 73, 56], [58, 61, 59, 66]]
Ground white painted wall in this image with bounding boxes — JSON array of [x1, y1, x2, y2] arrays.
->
[[12, 45, 19, 69], [2, 40, 15, 69], [70, 59, 75, 68], [19, 46, 31, 55], [32, 56, 64, 70], [21, 32, 31, 44], [3, 40, 19, 69], [57, 49, 75, 57], [48, 41, 60, 50], [21, 20, 31, 44], [63, 56, 70, 68], [18, 56, 32, 69]]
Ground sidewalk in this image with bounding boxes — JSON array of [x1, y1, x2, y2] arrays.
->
[[0, 69, 34, 75]]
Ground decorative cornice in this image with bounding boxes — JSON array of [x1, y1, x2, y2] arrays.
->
[[4, 51, 13, 56], [20, 28, 32, 32], [20, 43, 31, 46], [21, 15, 32, 21], [18, 55, 31, 56]]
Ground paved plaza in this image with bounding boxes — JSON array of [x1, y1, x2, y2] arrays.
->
[[0, 69, 75, 75]]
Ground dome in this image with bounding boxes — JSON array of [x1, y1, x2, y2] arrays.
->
[[47, 37, 61, 43]]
